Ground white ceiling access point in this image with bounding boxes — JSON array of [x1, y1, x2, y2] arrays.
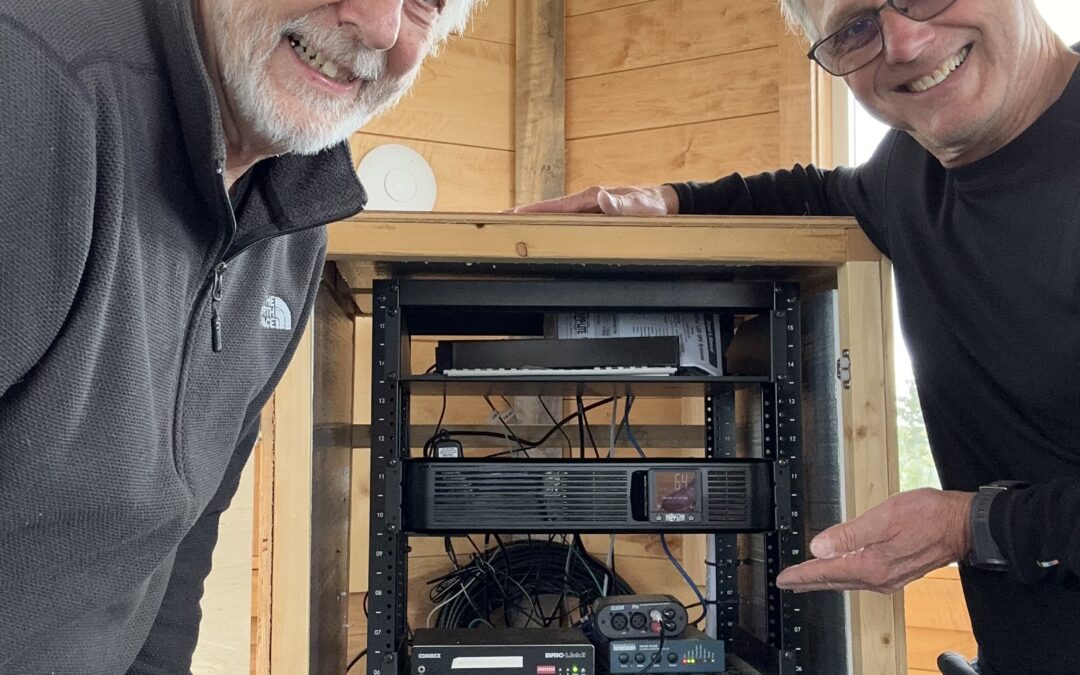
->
[[356, 143, 438, 211]]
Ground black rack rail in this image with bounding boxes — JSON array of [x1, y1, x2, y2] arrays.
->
[[366, 278, 806, 675]]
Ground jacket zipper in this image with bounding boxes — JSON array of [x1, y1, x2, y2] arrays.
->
[[205, 159, 236, 353], [202, 156, 361, 352], [209, 262, 227, 352]]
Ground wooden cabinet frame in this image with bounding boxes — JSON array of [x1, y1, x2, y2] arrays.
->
[[251, 212, 904, 674]]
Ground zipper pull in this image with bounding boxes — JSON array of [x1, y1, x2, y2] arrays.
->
[[210, 262, 227, 352]]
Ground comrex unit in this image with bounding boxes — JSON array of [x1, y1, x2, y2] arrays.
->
[[592, 595, 689, 639], [608, 627, 725, 673], [410, 628, 594, 675]]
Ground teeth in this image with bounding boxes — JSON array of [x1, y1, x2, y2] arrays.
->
[[288, 35, 354, 83], [907, 46, 970, 93]]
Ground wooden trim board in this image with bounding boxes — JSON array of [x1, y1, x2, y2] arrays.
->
[[327, 213, 874, 267], [268, 327, 315, 673], [837, 261, 906, 675]]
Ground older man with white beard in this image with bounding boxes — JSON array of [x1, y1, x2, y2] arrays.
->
[[0, 0, 474, 672], [513, 1, 1080, 673]]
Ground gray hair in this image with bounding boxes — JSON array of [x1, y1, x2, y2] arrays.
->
[[431, 0, 486, 49], [778, 0, 819, 42]]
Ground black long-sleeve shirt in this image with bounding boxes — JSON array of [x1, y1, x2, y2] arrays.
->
[[671, 67, 1080, 675]]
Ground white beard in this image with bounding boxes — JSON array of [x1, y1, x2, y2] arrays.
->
[[210, 0, 424, 155]]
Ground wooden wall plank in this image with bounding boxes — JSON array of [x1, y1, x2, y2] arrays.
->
[[906, 627, 977, 673], [516, 0, 566, 204], [904, 574, 973, 632], [566, 0, 778, 79], [567, 48, 779, 140], [566, 114, 780, 190], [362, 37, 514, 150], [468, 0, 516, 44], [777, 12, 813, 166], [349, 134, 514, 211], [566, 0, 646, 16]]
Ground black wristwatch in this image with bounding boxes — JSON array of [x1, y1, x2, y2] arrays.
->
[[967, 480, 1027, 570]]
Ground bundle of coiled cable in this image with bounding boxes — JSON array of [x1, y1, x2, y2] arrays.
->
[[427, 536, 635, 629]]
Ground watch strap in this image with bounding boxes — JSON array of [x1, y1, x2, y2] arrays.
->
[[968, 481, 1027, 570]]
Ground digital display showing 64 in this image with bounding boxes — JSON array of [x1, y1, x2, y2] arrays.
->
[[652, 470, 699, 516]]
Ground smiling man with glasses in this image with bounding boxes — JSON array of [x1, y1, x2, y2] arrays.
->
[[808, 0, 961, 76], [512, 1, 1080, 673]]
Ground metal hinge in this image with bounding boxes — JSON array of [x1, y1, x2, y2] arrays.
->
[[836, 349, 852, 389]]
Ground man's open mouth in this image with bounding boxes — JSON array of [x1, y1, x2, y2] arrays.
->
[[286, 33, 359, 84], [904, 44, 972, 93]]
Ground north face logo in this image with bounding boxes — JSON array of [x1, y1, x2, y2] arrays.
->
[[261, 295, 292, 330]]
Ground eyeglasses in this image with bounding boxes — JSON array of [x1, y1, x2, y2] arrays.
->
[[807, 0, 958, 76]]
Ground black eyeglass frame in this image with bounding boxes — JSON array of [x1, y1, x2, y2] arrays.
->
[[806, 0, 958, 76]]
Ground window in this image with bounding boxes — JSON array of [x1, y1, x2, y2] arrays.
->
[[846, 0, 1080, 490]]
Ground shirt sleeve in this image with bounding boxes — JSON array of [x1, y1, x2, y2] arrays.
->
[[668, 130, 902, 258], [0, 21, 96, 397], [989, 480, 1080, 585]]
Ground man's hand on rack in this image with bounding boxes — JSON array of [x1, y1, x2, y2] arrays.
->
[[505, 184, 678, 215], [776, 488, 975, 594]]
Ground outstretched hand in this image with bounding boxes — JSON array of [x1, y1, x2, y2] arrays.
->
[[776, 488, 974, 594], [506, 184, 679, 215]]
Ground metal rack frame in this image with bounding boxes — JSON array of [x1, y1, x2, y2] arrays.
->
[[366, 278, 805, 675]]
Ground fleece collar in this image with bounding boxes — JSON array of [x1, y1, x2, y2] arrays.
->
[[155, 0, 367, 245]]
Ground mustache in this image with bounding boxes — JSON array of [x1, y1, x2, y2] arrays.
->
[[280, 16, 388, 81]]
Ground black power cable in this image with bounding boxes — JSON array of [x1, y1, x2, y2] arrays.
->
[[576, 393, 600, 458], [345, 647, 366, 672], [537, 396, 574, 455], [423, 397, 617, 457], [429, 538, 635, 630]]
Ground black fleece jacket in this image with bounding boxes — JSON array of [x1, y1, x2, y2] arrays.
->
[[0, 0, 365, 672], [671, 62, 1080, 675]]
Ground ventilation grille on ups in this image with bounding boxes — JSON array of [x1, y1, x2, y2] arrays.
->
[[706, 468, 751, 525], [431, 469, 629, 527]]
